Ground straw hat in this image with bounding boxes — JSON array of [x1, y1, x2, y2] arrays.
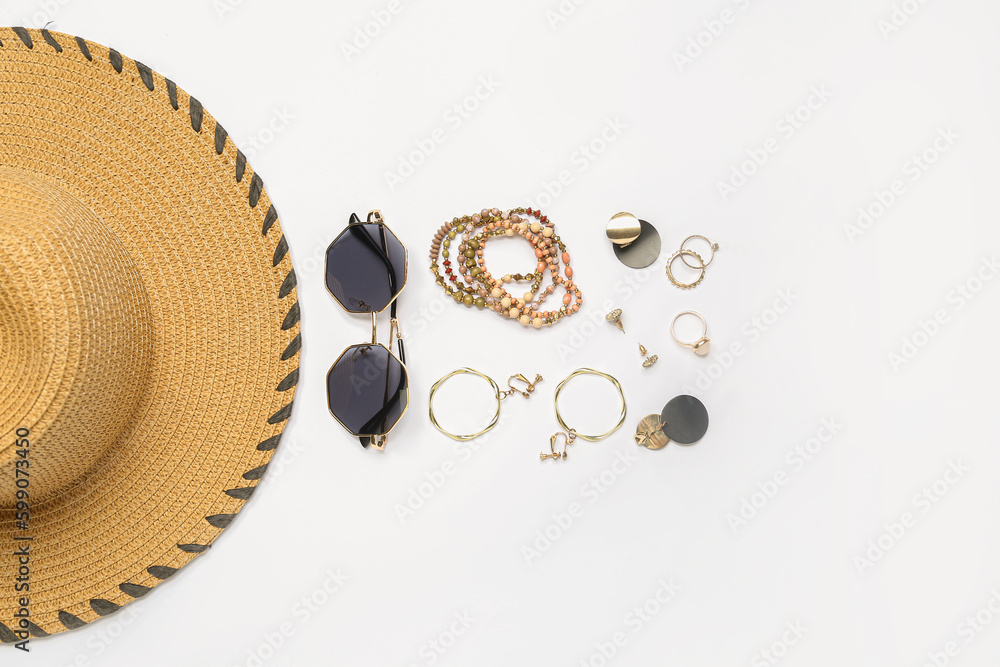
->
[[0, 28, 300, 641]]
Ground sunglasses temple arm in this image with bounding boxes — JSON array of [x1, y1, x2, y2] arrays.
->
[[390, 299, 406, 364]]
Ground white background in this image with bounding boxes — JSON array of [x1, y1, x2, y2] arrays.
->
[[3, 0, 1000, 665]]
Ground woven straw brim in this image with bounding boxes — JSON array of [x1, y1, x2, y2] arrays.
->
[[0, 28, 299, 639]]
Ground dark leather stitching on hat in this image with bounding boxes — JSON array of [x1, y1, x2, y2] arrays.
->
[[206, 514, 235, 529], [267, 403, 293, 425], [189, 97, 203, 132], [277, 368, 298, 392], [235, 149, 247, 182], [249, 172, 263, 208], [263, 205, 278, 235], [135, 61, 154, 91], [166, 78, 178, 110], [90, 599, 120, 616], [279, 269, 296, 298], [257, 434, 282, 451], [75, 35, 92, 60], [281, 301, 300, 330], [109, 47, 122, 73], [214, 122, 228, 155], [119, 583, 151, 598], [41, 30, 62, 53], [148, 566, 177, 580], [177, 543, 211, 553], [13, 27, 32, 48], [273, 235, 288, 266], [243, 464, 268, 480], [58, 611, 86, 630], [26, 621, 48, 637], [225, 487, 255, 500], [281, 333, 301, 360]]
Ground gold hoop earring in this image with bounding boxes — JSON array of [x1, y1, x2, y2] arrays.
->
[[429, 368, 542, 441], [542, 368, 627, 462], [666, 249, 705, 289], [670, 310, 711, 356]]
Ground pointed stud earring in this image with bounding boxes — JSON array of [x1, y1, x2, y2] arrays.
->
[[638, 343, 658, 368], [606, 308, 625, 334]]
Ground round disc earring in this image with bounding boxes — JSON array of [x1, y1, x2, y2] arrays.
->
[[670, 311, 711, 356], [634, 395, 710, 449], [606, 212, 661, 269]]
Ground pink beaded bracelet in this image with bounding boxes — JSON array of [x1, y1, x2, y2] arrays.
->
[[429, 207, 582, 328]]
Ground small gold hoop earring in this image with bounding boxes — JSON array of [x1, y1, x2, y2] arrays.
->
[[666, 249, 705, 289], [680, 235, 719, 269], [429, 368, 542, 441], [543, 368, 627, 462], [670, 311, 711, 356]]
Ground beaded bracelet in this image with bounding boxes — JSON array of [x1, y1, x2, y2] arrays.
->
[[429, 207, 583, 328]]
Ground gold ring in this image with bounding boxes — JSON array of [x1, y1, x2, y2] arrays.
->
[[429, 368, 501, 441], [666, 249, 705, 289], [670, 311, 711, 356], [680, 235, 719, 268], [553, 368, 627, 442]]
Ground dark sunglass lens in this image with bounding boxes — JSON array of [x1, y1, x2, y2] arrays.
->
[[326, 220, 406, 313], [327, 344, 408, 436]]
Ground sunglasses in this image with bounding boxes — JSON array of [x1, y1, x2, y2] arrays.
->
[[325, 211, 408, 450]]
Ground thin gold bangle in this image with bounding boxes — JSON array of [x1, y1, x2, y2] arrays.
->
[[429, 368, 501, 441], [553, 368, 627, 442]]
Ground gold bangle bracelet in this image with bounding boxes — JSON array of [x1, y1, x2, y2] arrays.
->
[[428, 368, 501, 442], [553, 368, 627, 442]]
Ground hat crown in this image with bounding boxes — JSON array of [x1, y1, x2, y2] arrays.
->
[[0, 170, 153, 503]]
